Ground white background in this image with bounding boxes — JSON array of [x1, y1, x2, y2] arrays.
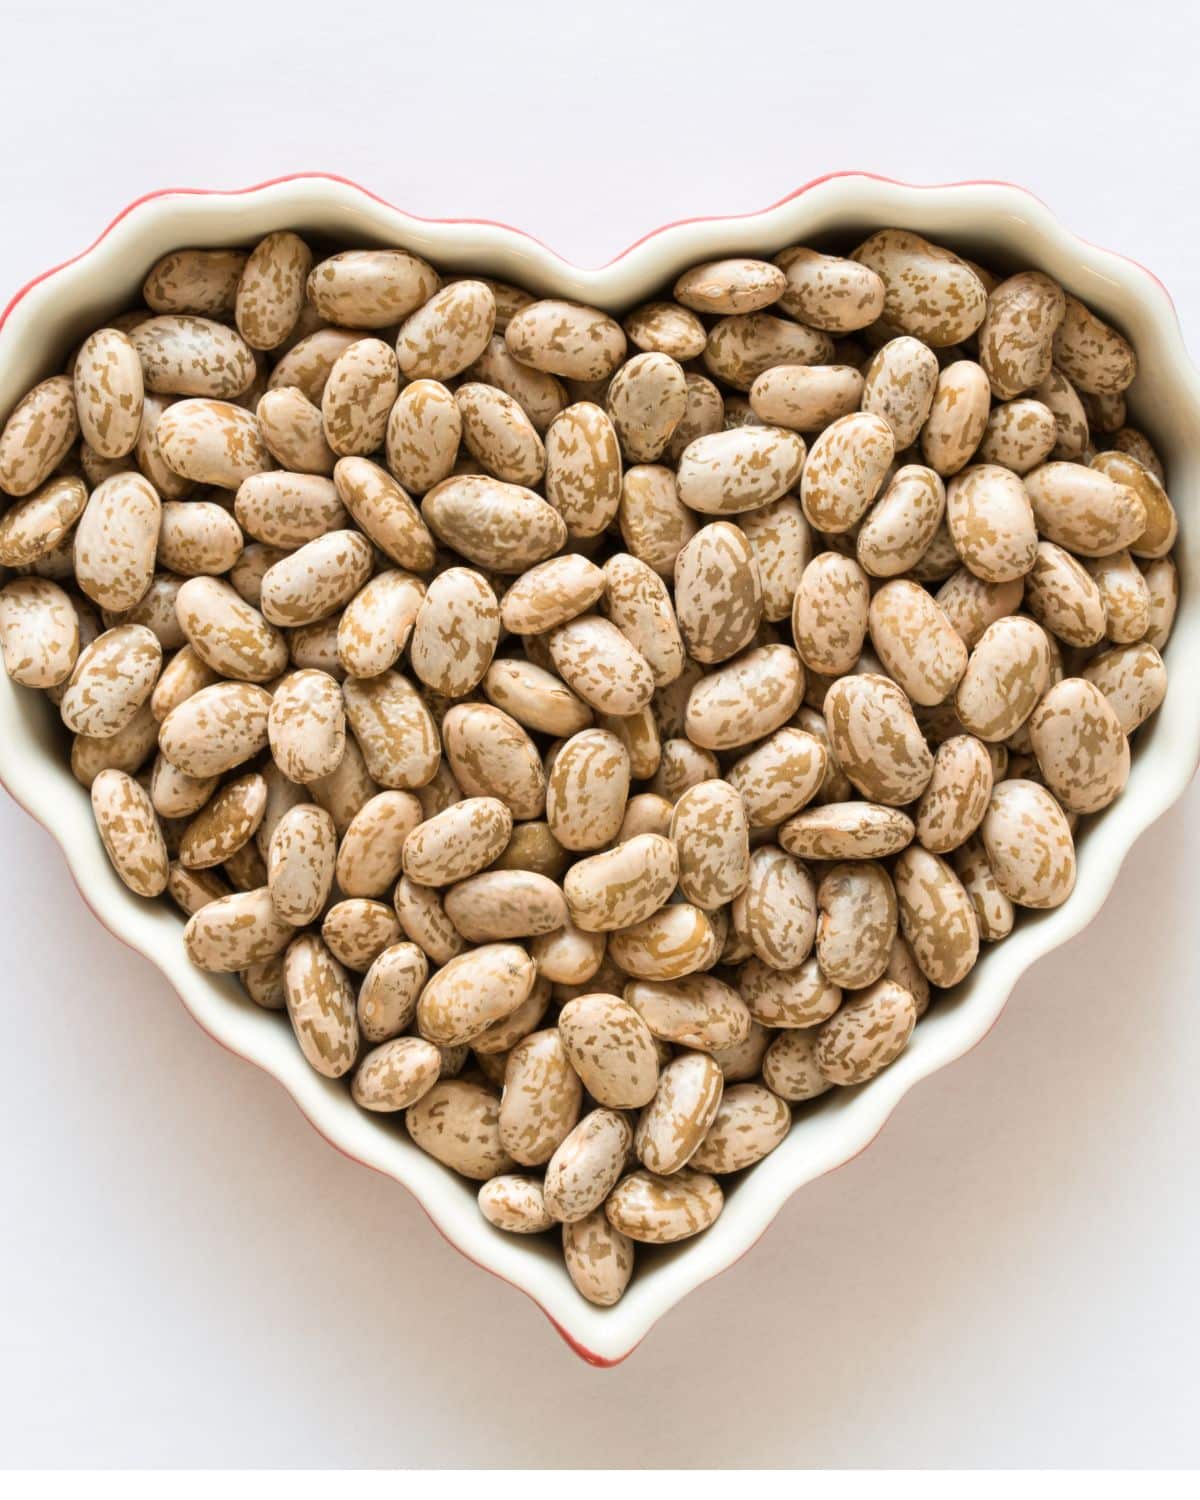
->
[[1, 0, 1198, 1470]]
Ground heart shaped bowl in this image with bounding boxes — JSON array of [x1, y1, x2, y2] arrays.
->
[[2, 172, 1197, 1365]]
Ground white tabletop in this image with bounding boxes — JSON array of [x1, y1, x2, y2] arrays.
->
[[2, 0, 1198, 1468]]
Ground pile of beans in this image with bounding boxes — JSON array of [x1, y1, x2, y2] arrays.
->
[[0, 227, 1177, 1307]]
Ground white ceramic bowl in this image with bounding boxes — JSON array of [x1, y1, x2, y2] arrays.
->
[[1, 173, 1197, 1366]]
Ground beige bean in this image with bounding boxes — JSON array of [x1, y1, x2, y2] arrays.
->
[[977, 398, 1059, 474], [740, 495, 812, 621], [402, 797, 512, 887], [545, 727, 630, 852], [670, 780, 750, 910], [407, 1078, 516, 1181], [914, 735, 994, 853], [823, 673, 934, 804], [605, 1168, 723, 1244], [505, 299, 626, 381], [1028, 677, 1129, 813], [815, 978, 917, 1085], [90, 768, 169, 897], [748, 364, 862, 432], [156, 398, 272, 487], [267, 803, 336, 925], [786, 549, 870, 678], [264, 668, 344, 783], [335, 789, 422, 897], [1023, 541, 1107, 648], [478, 1175, 555, 1234], [384, 378, 462, 494], [854, 464, 946, 579], [442, 702, 546, 819], [608, 901, 718, 980], [953, 835, 1014, 942], [1024, 462, 1146, 557], [175, 770, 265, 870], [564, 833, 679, 933], [851, 230, 987, 345], [336, 569, 425, 679], [333, 455, 436, 572], [775, 246, 885, 331], [935, 569, 1025, 649], [455, 381, 545, 486], [734, 845, 816, 971], [606, 352, 687, 462], [544, 1110, 633, 1223], [689, 1083, 791, 1174], [1091, 451, 1177, 561], [70, 701, 159, 787], [422, 473, 566, 572], [739, 954, 840, 1028], [619, 463, 696, 576], [624, 301, 707, 360], [74, 328, 144, 460], [673, 521, 763, 665], [1082, 641, 1167, 734], [562, 1211, 635, 1306], [978, 273, 1066, 399], [862, 336, 940, 449], [416, 941, 536, 1047], [815, 861, 896, 988], [235, 232, 312, 351], [955, 616, 1052, 742], [557, 992, 660, 1108], [342, 671, 440, 790], [1052, 295, 1137, 394], [320, 338, 399, 457], [260, 530, 374, 626], [499, 1028, 582, 1165], [547, 614, 654, 716], [944, 465, 1039, 584], [59, 623, 161, 738], [321, 897, 401, 972], [1085, 550, 1150, 643], [675, 426, 805, 516], [726, 726, 827, 829], [154, 501, 241, 578], [355, 942, 428, 1043], [0, 473, 88, 568], [268, 327, 361, 402], [443, 869, 565, 942], [635, 1050, 724, 1175], [868, 579, 967, 707], [781, 801, 913, 861], [676, 259, 786, 314], [352, 1036, 441, 1112], [396, 280, 495, 381], [893, 846, 979, 986], [685, 644, 804, 750], [393, 874, 465, 965], [981, 778, 1077, 909], [159, 680, 271, 777], [255, 387, 336, 475], [143, 249, 247, 317], [800, 411, 894, 533], [762, 1027, 832, 1102], [150, 752, 218, 820], [626, 975, 751, 1052], [306, 249, 438, 328], [73, 472, 161, 612], [185, 885, 293, 971], [918, 359, 991, 477], [409, 567, 498, 697], [130, 316, 256, 400], [543, 402, 623, 538], [468, 334, 566, 433]]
